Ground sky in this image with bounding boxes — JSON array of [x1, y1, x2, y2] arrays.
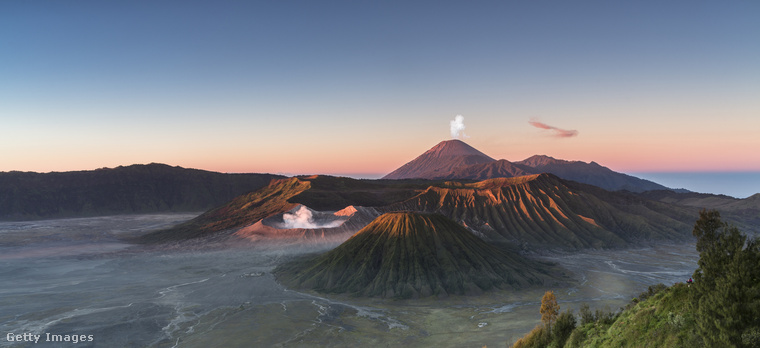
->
[[2, 1, 759, 193]]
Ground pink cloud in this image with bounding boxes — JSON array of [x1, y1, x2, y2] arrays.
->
[[529, 119, 578, 138]]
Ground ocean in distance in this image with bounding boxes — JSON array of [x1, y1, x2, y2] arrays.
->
[[632, 172, 760, 199]]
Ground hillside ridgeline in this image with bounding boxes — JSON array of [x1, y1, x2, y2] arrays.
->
[[0, 163, 283, 220]]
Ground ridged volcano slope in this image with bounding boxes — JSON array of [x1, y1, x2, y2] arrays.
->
[[274, 212, 559, 299], [384, 174, 695, 249], [139, 175, 427, 243]]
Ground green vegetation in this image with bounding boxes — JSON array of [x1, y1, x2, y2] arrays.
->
[[563, 283, 698, 348], [512, 290, 576, 348], [510, 210, 760, 347], [691, 209, 760, 347]]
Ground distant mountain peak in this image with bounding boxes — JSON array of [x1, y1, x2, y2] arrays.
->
[[383, 141, 671, 193], [382, 140, 495, 180], [420, 139, 495, 160], [518, 155, 569, 167]]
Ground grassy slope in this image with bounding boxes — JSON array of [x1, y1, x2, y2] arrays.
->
[[566, 283, 701, 347]]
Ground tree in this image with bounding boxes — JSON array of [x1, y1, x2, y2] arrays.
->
[[540, 290, 560, 327], [552, 310, 576, 347], [690, 209, 760, 347]]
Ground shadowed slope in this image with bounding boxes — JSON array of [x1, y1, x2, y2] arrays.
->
[[275, 212, 561, 298], [386, 174, 694, 249], [138, 177, 311, 243], [0, 163, 283, 220]]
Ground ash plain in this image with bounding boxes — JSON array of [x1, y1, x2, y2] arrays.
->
[[0, 214, 698, 347]]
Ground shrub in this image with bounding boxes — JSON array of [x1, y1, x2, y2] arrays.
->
[[578, 304, 594, 325], [552, 310, 576, 347], [742, 327, 760, 347], [511, 325, 551, 348], [595, 305, 617, 325], [691, 210, 760, 347], [639, 283, 667, 301]]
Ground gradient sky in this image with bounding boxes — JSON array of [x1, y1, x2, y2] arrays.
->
[[2, 1, 759, 180]]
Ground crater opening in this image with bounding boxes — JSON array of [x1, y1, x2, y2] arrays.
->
[[262, 205, 348, 230]]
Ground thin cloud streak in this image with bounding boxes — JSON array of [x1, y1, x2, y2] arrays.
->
[[529, 119, 579, 138]]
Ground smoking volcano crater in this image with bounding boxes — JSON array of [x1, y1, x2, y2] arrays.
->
[[234, 205, 380, 244], [264, 205, 347, 229]]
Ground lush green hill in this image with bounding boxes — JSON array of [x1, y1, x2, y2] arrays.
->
[[565, 283, 700, 347], [275, 212, 564, 298], [512, 211, 760, 348], [0, 163, 283, 220]]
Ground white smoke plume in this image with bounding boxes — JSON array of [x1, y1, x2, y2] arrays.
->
[[450, 115, 468, 139], [281, 205, 344, 229]]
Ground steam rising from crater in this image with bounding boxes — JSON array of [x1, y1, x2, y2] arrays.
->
[[450, 115, 468, 139], [281, 205, 345, 229]]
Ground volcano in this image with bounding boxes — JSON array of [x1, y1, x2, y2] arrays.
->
[[383, 140, 670, 192], [142, 173, 695, 250], [274, 212, 560, 298], [233, 204, 380, 245], [382, 139, 495, 180]]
